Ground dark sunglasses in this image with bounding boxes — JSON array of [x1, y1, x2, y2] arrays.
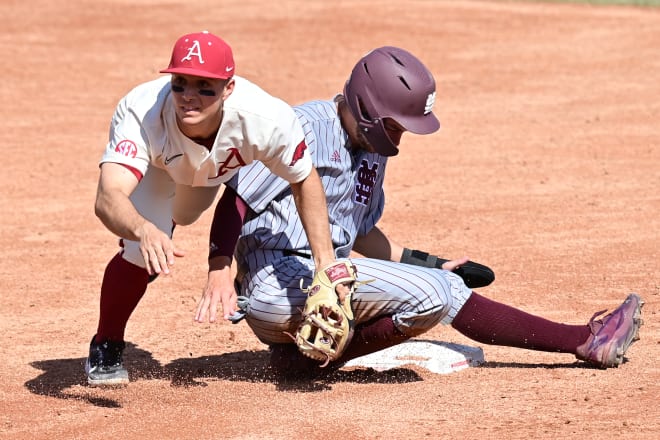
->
[[171, 84, 217, 97]]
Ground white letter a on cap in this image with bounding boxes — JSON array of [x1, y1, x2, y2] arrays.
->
[[181, 40, 205, 64]]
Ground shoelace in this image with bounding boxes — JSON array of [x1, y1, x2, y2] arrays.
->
[[586, 309, 608, 335]]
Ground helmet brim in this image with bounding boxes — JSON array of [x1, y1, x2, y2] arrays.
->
[[398, 112, 440, 135]]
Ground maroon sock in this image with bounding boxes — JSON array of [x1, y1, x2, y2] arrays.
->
[[95, 252, 150, 343], [451, 291, 591, 354], [340, 315, 410, 363]]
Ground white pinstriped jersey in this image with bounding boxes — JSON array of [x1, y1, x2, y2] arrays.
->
[[227, 99, 387, 267], [100, 75, 311, 187], [226, 98, 472, 344]]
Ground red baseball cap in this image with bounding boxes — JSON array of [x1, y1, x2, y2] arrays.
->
[[160, 31, 235, 79]]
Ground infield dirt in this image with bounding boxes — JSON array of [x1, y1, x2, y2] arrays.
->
[[1, 1, 658, 439]]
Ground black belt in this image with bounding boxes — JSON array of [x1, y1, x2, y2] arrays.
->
[[282, 249, 312, 259]]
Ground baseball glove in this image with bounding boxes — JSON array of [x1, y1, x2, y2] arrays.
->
[[286, 261, 360, 367]]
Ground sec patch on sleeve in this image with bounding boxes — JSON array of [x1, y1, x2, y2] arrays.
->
[[115, 140, 138, 158]]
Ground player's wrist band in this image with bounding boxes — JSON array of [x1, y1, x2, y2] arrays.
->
[[399, 247, 495, 289], [400, 248, 447, 269]]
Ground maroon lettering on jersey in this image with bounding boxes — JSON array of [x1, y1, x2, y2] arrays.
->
[[289, 140, 308, 166], [212, 147, 246, 179], [115, 140, 137, 158], [355, 159, 379, 205]]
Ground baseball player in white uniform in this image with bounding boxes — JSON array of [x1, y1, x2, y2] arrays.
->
[[86, 31, 336, 386], [195, 46, 643, 378]]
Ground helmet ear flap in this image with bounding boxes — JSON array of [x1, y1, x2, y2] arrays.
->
[[344, 63, 399, 156], [356, 96, 372, 123]]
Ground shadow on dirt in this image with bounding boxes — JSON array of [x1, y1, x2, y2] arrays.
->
[[479, 361, 607, 369], [24, 342, 424, 407]]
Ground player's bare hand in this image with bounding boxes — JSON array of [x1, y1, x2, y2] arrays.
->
[[441, 256, 470, 272], [137, 222, 184, 275], [195, 260, 237, 323]]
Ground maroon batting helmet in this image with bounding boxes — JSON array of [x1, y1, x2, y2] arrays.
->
[[343, 46, 440, 156]]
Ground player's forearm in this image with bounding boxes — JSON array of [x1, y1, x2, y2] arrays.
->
[[290, 168, 335, 268], [208, 186, 248, 265], [353, 227, 403, 261], [95, 162, 149, 241], [95, 190, 147, 241]]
